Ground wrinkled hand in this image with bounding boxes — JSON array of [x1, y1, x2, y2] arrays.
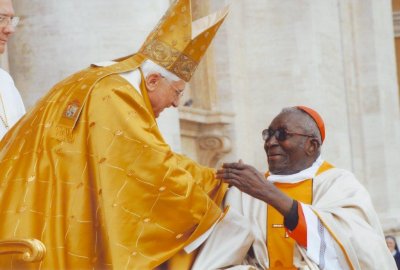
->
[[216, 160, 293, 215], [216, 160, 270, 201]]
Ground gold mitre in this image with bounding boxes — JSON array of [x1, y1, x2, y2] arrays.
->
[[138, 0, 229, 82]]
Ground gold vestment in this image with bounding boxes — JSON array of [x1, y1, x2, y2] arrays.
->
[[0, 54, 226, 269]]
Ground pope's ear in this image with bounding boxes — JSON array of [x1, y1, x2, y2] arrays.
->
[[145, 73, 162, 92]]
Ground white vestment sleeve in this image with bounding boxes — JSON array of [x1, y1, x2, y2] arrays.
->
[[191, 207, 254, 270], [184, 215, 221, 253], [301, 203, 345, 270]]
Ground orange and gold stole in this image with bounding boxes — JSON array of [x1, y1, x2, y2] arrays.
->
[[266, 161, 333, 269]]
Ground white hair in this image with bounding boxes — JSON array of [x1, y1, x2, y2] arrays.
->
[[140, 59, 181, 82], [281, 107, 322, 144]]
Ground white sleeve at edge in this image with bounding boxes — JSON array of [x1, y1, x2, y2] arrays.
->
[[301, 203, 343, 270]]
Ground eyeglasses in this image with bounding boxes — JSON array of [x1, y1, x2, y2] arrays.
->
[[262, 127, 315, 142], [0, 15, 20, 28], [160, 75, 184, 98]]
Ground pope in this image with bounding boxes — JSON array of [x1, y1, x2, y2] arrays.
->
[[0, 0, 229, 269]]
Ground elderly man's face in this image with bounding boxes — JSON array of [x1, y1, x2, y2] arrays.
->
[[264, 111, 314, 175], [0, 0, 16, 54], [146, 73, 185, 118]]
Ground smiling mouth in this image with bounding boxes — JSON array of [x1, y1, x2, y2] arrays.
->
[[268, 154, 282, 160], [268, 153, 281, 157]]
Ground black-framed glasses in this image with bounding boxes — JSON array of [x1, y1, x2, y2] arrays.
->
[[262, 128, 315, 142]]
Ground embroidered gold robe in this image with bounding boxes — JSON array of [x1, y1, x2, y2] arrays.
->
[[0, 54, 226, 269]]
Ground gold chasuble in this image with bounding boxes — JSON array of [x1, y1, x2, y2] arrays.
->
[[0, 53, 227, 269]]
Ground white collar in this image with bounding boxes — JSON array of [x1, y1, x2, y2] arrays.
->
[[91, 60, 142, 94], [267, 156, 324, 184], [91, 61, 116, 67]]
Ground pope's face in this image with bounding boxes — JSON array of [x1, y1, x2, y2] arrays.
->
[[0, 0, 16, 54], [146, 73, 185, 118]]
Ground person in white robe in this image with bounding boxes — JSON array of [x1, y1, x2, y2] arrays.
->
[[0, 0, 25, 139], [191, 106, 396, 270], [0, 68, 25, 138]]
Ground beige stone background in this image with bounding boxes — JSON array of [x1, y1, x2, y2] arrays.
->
[[2, 0, 399, 240]]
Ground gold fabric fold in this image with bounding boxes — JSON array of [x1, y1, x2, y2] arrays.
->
[[0, 54, 226, 269]]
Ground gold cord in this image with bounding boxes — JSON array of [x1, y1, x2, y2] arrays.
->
[[0, 93, 9, 129]]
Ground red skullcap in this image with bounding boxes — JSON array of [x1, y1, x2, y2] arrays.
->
[[295, 106, 325, 143]]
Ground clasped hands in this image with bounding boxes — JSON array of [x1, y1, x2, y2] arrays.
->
[[216, 160, 270, 202], [216, 160, 293, 216]]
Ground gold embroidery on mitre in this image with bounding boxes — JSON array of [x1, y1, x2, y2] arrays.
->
[[172, 54, 197, 82], [141, 39, 198, 82], [141, 40, 182, 69], [139, 0, 229, 81]]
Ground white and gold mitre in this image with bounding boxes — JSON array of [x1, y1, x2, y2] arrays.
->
[[138, 0, 229, 81]]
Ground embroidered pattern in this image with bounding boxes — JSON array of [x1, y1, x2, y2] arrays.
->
[[63, 100, 80, 119], [318, 218, 326, 269], [172, 53, 197, 81], [140, 39, 198, 81]]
